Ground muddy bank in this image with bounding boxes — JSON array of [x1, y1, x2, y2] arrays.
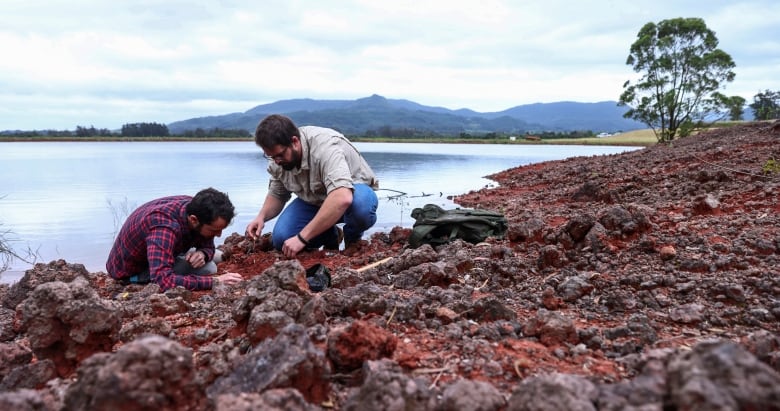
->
[[1, 122, 779, 410]]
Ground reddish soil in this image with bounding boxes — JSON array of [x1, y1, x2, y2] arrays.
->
[[216, 121, 780, 388], [1, 121, 779, 410]]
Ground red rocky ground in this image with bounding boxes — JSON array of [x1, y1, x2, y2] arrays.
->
[[1, 121, 779, 410]]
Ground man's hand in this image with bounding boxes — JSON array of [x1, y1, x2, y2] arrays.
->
[[245, 216, 265, 240], [185, 250, 207, 268], [282, 235, 306, 258], [215, 272, 243, 286]]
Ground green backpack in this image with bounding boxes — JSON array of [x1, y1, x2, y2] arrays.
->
[[408, 204, 508, 248]]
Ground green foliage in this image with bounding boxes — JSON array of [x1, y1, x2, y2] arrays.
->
[[0, 129, 75, 138], [762, 158, 780, 175], [76, 125, 113, 137], [749, 90, 780, 120], [121, 122, 169, 137], [724, 95, 746, 121], [179, 127, 250, 138], [677, 120, 698, 138], [619, 17, 736, 143]]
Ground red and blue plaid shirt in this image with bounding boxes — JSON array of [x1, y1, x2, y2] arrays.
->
[[106, 195, 215, 291]]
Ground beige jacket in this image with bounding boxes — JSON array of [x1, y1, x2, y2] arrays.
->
[[266, 126, 378, 205]]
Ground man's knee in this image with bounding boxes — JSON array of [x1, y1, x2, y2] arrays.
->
[[173, 254, 218, 276], [351, 212, 377, 231], [213, 249, 223, 264], [200, 261, 218, 275]]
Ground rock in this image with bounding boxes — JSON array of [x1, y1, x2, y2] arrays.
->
[[0, 359, 57, 390], [741, 330, 780, 372], [17, 277, 121, 377], [507, 217, 546, 243], [507, 373, 598, 411], [247, 309, 294, 342], [0, 306, 16, 341], [522, 309, 579, 346], [659, 245, 676, 260], [541, 286, 563, 310], [692, 193, 721, 214], [667, 340, 780, 410], [3, 260, 93, 309], [437, 379, 506, 411], [565, 214, 596, 242], [214, 389, 319, 411], [599, 206, 636, 234], [435, 306, 459, 324], [0, 341, 32, 379], [207, 324, 331, 404], [0, 388, 61, 411], [63, 335, 208, 411], [119, 317, 173, 342], [557, 275, 594, 302], [327, 319, 397, 371], [538, 245, 566, 269], [669, 303, 705, 324], [342, 359, 432, 411], [469, 296, 517, 322], [597, 348, 670, 410]]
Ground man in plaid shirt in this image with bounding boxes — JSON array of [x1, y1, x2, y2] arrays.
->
[[106, 187, 243, 291]]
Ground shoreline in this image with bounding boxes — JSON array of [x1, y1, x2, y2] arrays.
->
[[0, 136, 655, 147]]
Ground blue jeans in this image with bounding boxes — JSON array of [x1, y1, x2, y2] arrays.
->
[[272, 184, 378, 250]]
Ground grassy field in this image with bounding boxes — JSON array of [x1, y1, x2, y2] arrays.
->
[[539, 129, 657, 146], [351, 129, 658, 147]]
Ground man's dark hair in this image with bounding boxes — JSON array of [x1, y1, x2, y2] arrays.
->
[[254, 114, 299, 149], [187, 187, 235, 224]]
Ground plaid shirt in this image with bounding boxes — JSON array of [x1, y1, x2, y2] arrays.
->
[[106, 195, 215, 291]]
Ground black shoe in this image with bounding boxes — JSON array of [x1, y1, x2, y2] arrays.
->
[[324, 226, 344, 250]]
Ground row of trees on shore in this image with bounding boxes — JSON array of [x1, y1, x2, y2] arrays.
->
[[1, 123, 600, 140], [0, 123, 251, 139]]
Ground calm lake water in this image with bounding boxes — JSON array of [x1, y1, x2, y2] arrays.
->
[[0, 141, 638, 282]]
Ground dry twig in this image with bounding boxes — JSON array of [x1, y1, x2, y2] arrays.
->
[[357, 256, 393, 272]]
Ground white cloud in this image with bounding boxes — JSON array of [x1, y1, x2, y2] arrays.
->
[[1, 0, 778, 130]]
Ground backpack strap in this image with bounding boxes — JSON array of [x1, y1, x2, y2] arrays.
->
[[449, 225, 459, 242]]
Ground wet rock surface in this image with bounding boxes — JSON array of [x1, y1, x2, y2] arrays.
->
[[1, 122, 779, 410]]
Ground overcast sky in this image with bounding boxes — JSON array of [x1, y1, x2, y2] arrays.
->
[[1, 0, 778, 131]]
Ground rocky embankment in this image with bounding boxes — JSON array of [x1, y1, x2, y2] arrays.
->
[[1, 122, 779, 410]]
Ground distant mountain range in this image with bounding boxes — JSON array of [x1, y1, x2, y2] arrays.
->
[[167, 94, 647, 135]]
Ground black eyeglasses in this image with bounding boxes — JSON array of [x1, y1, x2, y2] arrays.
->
[[264, 145, 290, 161]]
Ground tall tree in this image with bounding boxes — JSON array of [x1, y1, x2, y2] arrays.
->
[[724, 95, 746, 121], [749, 90, 780, 120], [619, 17, 736, 142]]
